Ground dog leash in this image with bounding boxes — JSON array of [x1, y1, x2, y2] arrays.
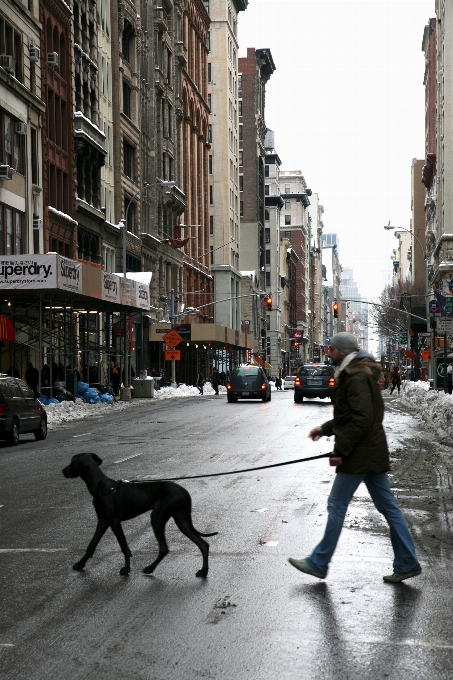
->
[[126, 452, 332, 483]]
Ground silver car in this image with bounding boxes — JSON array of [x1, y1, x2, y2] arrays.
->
[[283, 376, 297, 390]]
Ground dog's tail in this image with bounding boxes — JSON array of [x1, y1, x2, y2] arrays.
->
[[196, 530, 218, 537]]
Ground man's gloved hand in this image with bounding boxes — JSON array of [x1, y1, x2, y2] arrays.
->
[[329, 455, 343, 467]]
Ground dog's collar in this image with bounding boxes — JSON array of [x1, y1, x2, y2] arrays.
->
[[94, 480, 125, 498]]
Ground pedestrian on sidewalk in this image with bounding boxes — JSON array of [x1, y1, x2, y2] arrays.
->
[[196, 372, 204, 395], [288, 332, 421, 584], [390, 365, 401, 395], [212, 369, 221, 395], [447, 361, 453, 395]]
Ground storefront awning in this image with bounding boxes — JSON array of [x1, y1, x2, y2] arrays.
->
[[0, 315, 15, 340]]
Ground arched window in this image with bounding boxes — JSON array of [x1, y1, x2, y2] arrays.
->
[[53, 25, 59, 56], [59, 33, 66, 80], [46, 19, 53, 56]]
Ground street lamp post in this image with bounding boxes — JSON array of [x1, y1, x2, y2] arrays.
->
[[120, 180, 176, 400], [384, 224, 430, 381]]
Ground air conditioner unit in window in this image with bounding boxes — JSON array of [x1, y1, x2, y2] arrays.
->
[[0, 165, 15, 180], [29, 46, 40, 63], [33, 218, 43, 230], [47, 52, 59, 68], [14, 121, 27, 135], [0, 55, 15, 74]]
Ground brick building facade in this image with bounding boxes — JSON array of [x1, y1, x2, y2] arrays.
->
[[181, 0, 212, 321]]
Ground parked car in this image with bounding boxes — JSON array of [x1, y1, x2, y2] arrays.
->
[[0, 376, 47, 445], [294, 364, 335, 403], [227, 366, 271, 403], [283, 375, 297, 390]]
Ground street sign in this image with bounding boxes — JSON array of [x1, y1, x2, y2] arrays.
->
[[449, 280, 453, 295], [445, 297, 453, 313], [162, 329, 183, 348], [399, 331, 408, 345], [429, 300, 439, 314], [164, 349, 181, 361], [437, 317, 453, 334], [293, 330, 302, 339]]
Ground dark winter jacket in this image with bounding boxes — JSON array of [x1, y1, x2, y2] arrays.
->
[[391, 367, 401, 385], [321, 350, 390, 474]]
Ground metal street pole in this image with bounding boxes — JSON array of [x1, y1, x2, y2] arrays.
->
[[120, 180, 175, 400]]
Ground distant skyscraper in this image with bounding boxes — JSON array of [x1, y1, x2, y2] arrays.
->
[[322, 233, 339, 256]]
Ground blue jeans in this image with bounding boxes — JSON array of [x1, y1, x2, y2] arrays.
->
[[306, 473, 420, 576]]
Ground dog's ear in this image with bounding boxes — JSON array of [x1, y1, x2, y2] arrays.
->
[[90, 453, 103, 466]]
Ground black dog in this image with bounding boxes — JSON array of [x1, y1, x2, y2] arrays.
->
[[62, 453, 217, 577]]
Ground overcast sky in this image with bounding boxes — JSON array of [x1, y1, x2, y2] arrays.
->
[[238, 0, 434, 302]]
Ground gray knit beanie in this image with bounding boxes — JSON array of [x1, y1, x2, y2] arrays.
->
[[330, 332, 359, 354]]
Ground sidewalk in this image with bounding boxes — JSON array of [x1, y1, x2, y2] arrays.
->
[[394, 380, 453, 442], [44, 382, 228, 431]]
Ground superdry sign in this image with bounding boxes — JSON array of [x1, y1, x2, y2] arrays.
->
[[102, 272, 120, 304], [58, 256, 82, 293], [0, 255, 57, 288]]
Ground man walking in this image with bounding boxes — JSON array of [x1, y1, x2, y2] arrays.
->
[[288, 332, 421, 583]]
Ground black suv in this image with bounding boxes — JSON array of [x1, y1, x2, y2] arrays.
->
[[227, 366, 271, 403], [294, 364, 335, 403], [0, 376, 47, 445]]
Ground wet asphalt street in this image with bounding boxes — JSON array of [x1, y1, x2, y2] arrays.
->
[[1, 389, 453, 680]]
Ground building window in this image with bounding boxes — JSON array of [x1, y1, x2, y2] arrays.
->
[[123, 80, 131, 118], [238, 74, 242, 90], [0, 203, 23, 255], [240, 201, 243, 216], [0, 111, 25, 173], [122, 21, 134, 63], [210, 215, 214, 234], [239, 150, 243, 166], [265, 249, 270, 265], [266, 315, 270, 331], [239, 175, 243, 191], [208, 63, 212, 82], [210, 245, 213, 264], [285, 184, 290, 193], [207, 94, 212, 111], [209, 155, 213, 174], [209, 185, 213, 204], [239, 125, 243, 141], [265, 271, 270, 287], [126, 253, 141, 272], [285, 231, 291, 240], [208, 124, 212, 144], [265, 227, 270, 242], [0, 17, 23, 82], [238, 100, 242, 117], [124, 198, 135, 232], [203, 0, 210, 12], [285, 215, 291, 225], [265, 184, 270, 196], [265, 165, 269, 178], [207, 31, 211, 51], [31, 128, 38, 184], [123, 141, 134, 179], [285, 199, 291, 210]]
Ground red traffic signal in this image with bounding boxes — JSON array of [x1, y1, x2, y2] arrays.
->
[[333, 302, 339, 318], [266, 296, 273, 311]]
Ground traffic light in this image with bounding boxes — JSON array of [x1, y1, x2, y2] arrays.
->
[[266, 296, 273, 311], [294, 342, 299, 351], [333, 302, 339, 318]]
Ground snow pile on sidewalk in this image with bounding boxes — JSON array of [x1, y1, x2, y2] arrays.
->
[[153, 383, 227, 400], [44, 382, 227, 430], [400, 380, 453, 437]]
